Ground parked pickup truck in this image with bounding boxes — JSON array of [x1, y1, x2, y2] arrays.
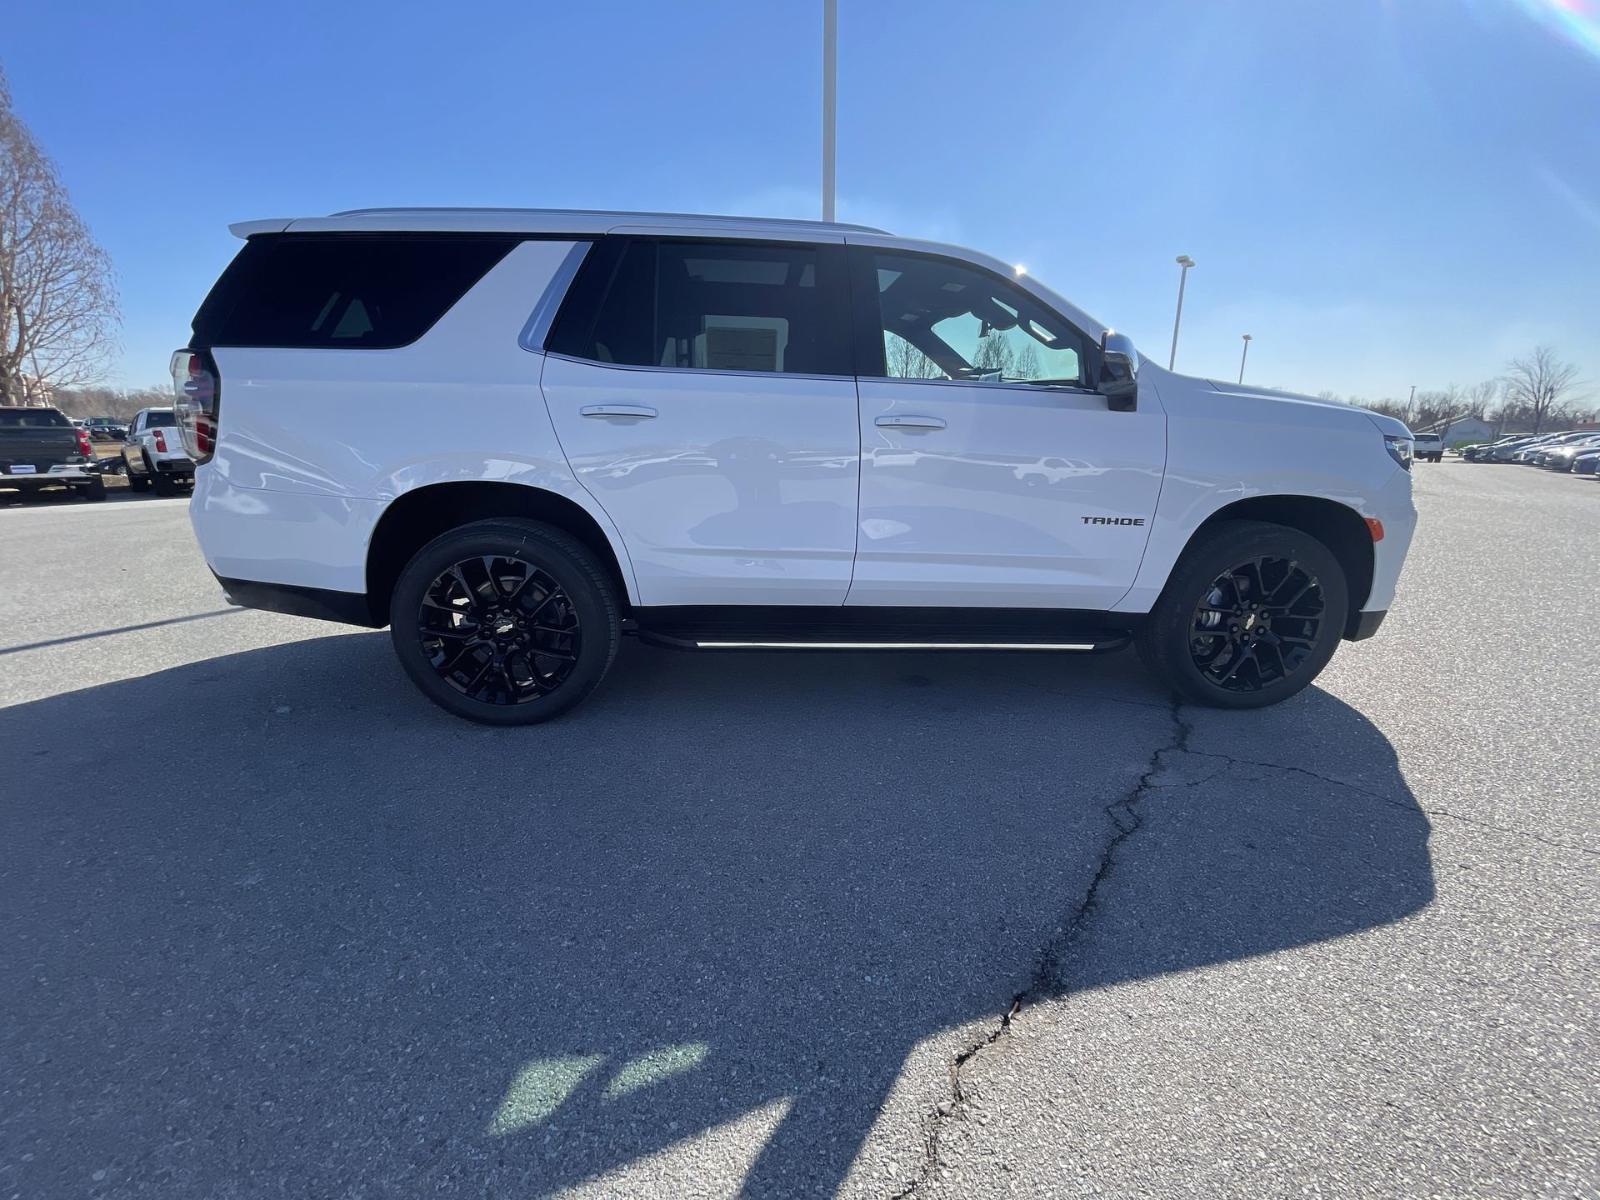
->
[[1411, 433, 1443, 462], [121, 407, 195, 494], [0, 406, 106, 501]]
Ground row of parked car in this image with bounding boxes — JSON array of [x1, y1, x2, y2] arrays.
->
[[0, 404, 196, 501], [75, 416, 130, 441], [1457, 430, 1600, 474]]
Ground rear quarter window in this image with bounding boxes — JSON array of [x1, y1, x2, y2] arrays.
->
[[191, 234, 518, 350]]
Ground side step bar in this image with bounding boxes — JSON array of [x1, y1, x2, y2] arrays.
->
[[634, 630, 1132, 654], [627, 606, 1137, 655]]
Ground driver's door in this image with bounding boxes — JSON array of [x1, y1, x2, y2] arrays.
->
[[845, 246, 1165, 610]]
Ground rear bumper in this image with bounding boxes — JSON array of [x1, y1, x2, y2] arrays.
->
[[1, 464, 98, 486], [154, 457, 195, 475], [214, 574, 380, 627]]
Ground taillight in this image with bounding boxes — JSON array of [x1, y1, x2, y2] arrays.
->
[[171, 348, 219, 464], [153, 429, 168, 453], [75, 428, 92, 457]]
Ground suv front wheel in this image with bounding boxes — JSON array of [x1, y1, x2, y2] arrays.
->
[[389, 519, 621, 725], [1136, 520, 1349, 709]]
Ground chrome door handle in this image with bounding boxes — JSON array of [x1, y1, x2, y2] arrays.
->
[[581, 404, 658, 419], [875, 414, 946, 430]]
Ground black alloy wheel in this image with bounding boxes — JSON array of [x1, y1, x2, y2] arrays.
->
[[418, 555, 582, 706], [1188, 555, 1325, 694], [1136, 519, 1349, 709], [390, 519, 621, 725]]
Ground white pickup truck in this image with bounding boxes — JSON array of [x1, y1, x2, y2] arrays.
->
[[121, 407, 195, 495], [1411, 433, 1443, 463]]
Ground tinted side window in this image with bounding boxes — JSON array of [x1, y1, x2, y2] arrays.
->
[[861, 251, 1088, 387], [192, 235, 518, 350], [547, 239, 851, 376], [0, 408, 70, 428]]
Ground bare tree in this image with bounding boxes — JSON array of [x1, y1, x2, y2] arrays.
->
[[972, 329, 1014, 376], [51, 383, 164, 421], [1503, 346, 1582, 434], [1013, 340, 1041, 380], [884, 331, 944, 379], [1463, 378, 1499, 419], [0, 67, 119, 405], [1358, 396, 1411, 422], [1410, 384, 1483, 440]]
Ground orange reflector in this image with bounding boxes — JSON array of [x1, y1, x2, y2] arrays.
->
[[1365, 517, 1385, 542]]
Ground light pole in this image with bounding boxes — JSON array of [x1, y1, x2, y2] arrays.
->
[[821, 0, 837, 222], [1238, 333, 1253, 384], [1168, 255, 1194, 370]]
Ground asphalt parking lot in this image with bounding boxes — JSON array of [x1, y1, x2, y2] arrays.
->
[[1, 465, 1595, 1198]]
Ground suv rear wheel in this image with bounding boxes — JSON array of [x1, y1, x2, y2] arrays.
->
[[1136, 520, 1349, 709], [389, 519, 621, 725]]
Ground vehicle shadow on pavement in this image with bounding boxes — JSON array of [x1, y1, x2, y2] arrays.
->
[[0, 633, 1434, 1197]]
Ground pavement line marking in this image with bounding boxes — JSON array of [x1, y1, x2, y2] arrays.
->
[[0, 609, 242, 656]]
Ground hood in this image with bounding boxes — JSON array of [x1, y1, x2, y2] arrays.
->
[[1204, 380, 1413, 439]]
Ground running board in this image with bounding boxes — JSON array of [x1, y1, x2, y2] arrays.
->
[[636, 631, 1130, 653], [629, 607, 1133, 654]]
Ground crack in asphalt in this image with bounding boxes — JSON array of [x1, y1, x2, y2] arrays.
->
[[890, 696, 1593, 1195], [891, 698, 1192, 1197]]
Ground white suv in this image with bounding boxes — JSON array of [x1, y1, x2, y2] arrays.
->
[[173, 208, 1416, 723]]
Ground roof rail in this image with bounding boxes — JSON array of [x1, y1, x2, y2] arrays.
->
[[328, 206, 889, 234]]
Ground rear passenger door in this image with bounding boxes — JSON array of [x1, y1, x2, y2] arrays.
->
[[539, 237, 861, 607]]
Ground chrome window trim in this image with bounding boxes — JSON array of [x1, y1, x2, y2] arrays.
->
[[542, 352, 1095, 395], [543, 351, 857, 387], [518, 241, 594, 353], [863, 373, 1098, 399]]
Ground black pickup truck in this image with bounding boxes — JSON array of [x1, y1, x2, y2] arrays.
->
[[0, 406, 106, 500]]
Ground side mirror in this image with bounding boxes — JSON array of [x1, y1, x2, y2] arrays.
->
[[1097, 332, 1139, 412]]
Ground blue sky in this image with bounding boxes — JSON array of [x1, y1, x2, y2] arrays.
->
[[6, 0, 1598, 400]]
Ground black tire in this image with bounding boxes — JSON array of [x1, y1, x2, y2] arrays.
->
[[126, 458, 151, 492], [152, 463, 179, 496], [82, 475, 106, 501], [1136, 520, 1349, 709], [389, 519, 621, 725]]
